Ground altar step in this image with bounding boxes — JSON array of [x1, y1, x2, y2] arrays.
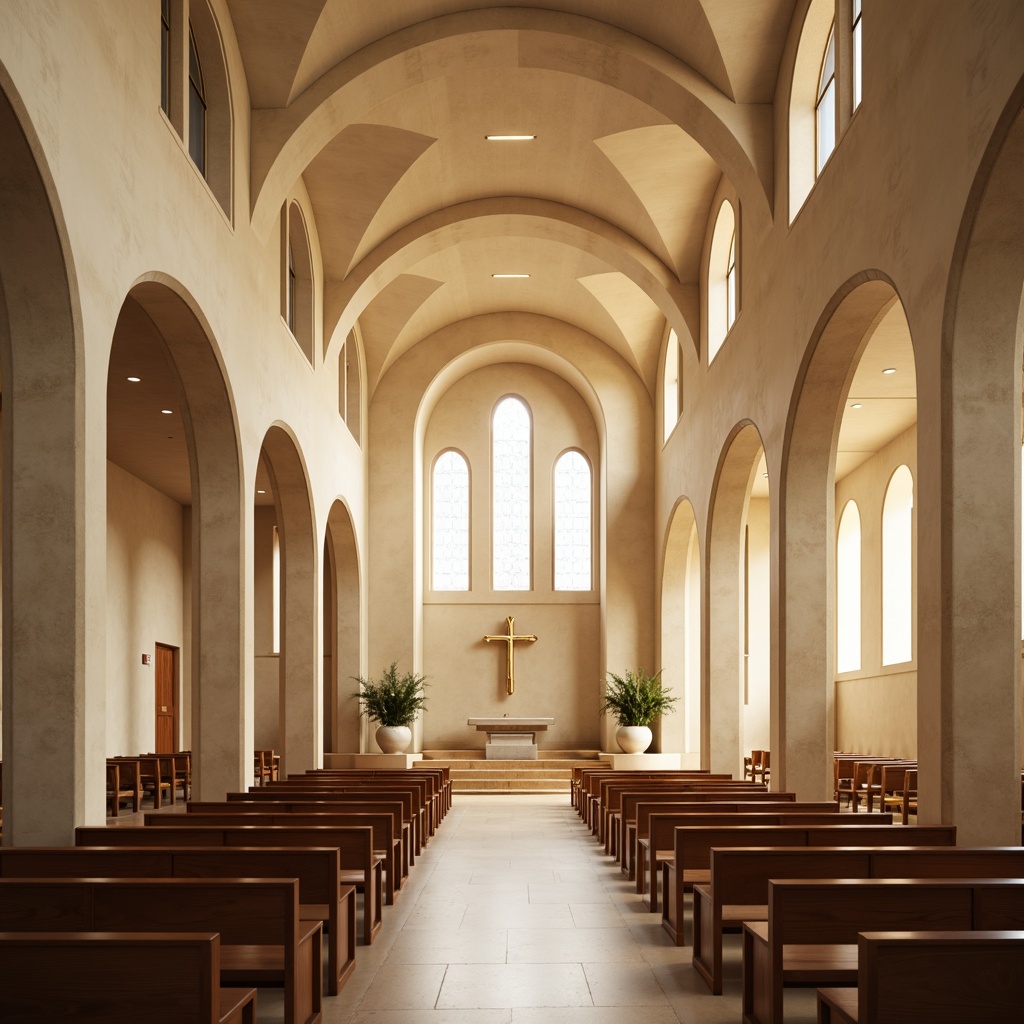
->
[[415, 751, 608, 794]]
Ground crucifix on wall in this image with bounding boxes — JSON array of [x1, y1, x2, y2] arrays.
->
[[484, 615, 538, 695]]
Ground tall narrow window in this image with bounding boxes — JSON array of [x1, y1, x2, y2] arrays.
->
[[160, 0, 171, 115], [836, 500, 862, 672], [663, 329, 681, 442], [492, 396, 531, 590], [286, 243, 296, 333], [432, 451, 470, 591], [554, 450, 592, 591], [882, 465, 914, 665], [852, 0, 863, 111], [187, 25, 207, 175], [272, 524, 281, 655], [816, 26, 836, 174], [726, 232, 738, 331]]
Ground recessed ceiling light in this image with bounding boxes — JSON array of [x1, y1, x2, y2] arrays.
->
[[161, 409, 173, 415], [762, 472, 768, 478], [126, 376, 141, 382], [492, 273, 530, 279], [851, 402, 863, 409], [882, 367, 896, 374], [485, 135, 535, 141], [257, 489, 266, 495]]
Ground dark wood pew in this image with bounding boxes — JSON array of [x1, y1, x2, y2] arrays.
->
[[742, 878, 1024, 1024], [817, 930, 1024, 1024], [660, 824, 957, 946], [579, 771, 730, 828], [301, 768, 450, 820], [640, 811, 893, 911], [0, 845, 356, 997], [0, 931, 257, 1024], [0, 877, 321, 1024], [693, 845, 1024, 994], [77, 823, 383, 946], [175, 802, 406, 903]]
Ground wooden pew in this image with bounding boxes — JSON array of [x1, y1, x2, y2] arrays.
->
[[0, 931, 257, 1024], [817, 930, 1024, 1024], [579, 770, 730, 828], [660, 824, 957, 946], [693, 845, 1024, 994], [77, 823, 383, 946], [175, 802, 407, 903], [742, 878, 1024, 1024], [640, 811, 893, 911], [0, 877, 322, 1024], [301, 768, 450, 820], [0, 845, 357, 997]]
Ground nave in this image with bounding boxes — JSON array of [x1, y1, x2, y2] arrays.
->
[[295, 793, 813, 1024]]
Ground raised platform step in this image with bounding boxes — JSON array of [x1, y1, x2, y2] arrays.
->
[[420, 749, 602, 761], [414, 753, 609, 794]]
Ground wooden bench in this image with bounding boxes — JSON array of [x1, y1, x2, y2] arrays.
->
[[742, 877, 1024, 1024], [640, 812, 893, 911], [77, 822, 383, 945], [661, 824, 957, 946], [692, 845, 1024, 994], [0, 931, 257, 1024], [817, 929, 1024, 1024], [175, 802, 407, 903], [0, 844, 357, 997], [0, 877, 321, 1024], [579, 771, 732, 829], [300, 768, 450, 820]]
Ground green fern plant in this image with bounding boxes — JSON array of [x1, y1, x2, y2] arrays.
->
[[352, 663, 428, 727], [599, 668, 678, 727]]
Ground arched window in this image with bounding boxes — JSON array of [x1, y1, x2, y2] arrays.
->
[[852, 0, 863, 111], [432, 450, 470, 591], [160, 0, 172, 115], [283, 201, 314, 363], [836, 500, 862, 672], [663, 328, 682, 442], [492, 396, 531, 590], [882, 465, 914, 665], [816, 26, 837, 174], [708, 200, 737, 363], [554, 450, 592, 591], [187, 25, 207, 175]]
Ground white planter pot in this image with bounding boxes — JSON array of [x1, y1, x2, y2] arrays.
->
[[615, 725, 652, 754], [375, 724, 412, 754]]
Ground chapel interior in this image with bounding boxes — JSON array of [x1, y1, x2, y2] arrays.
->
[[1, 0, 1024, 855]]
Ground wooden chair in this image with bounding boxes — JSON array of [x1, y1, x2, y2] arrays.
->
[[753, 750, 770, 784], [106, 758, 141, 816], [254, 749, 279, 786], [834, 758, 857, 808]]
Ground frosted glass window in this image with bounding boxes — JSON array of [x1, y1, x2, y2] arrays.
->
[[187, 25, 207, 175], [816, 27, 836, 173], [852, 0, 863, 110], [492, 397, 531, 590], [432, 450, 469, 591], [663, 329, 681, 442], [554, 450, 592, 590], [726, 233, 737, 330], [708, 201, 736, 363], [882, 465, 914, 665], [836, 500, 862, 672]]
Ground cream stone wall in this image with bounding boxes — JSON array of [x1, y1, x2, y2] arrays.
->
[[105, 461, 185, 755], [742, 496, 771, 755]]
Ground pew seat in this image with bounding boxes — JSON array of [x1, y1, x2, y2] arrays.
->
[[0, 931, 257, 1024]]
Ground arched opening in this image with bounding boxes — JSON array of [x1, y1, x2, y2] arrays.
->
[[706, 424, 769, 777], [662, 328, 682, 442], [0, 71, 89, 843], [256, 425, 319, 777], [118, 280, 244, 801], [881, 465, 914, 666], [323, 500, 361, 758], [707, 199, 737, 363], [284, 200, 315, 365], [782, 277, 916, 797], [659, 499, 701, 764], [836, 500, 862, 674]]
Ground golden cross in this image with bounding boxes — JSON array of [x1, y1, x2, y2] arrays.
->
[[484, 615, 538, 695]]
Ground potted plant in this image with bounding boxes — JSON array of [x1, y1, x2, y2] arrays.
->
[[599, 668, 678, 754], [352, 663, 428, 753]]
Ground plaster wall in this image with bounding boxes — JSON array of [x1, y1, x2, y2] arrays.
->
[[105, 461, 185, 755], [833, 424, 917, 755]]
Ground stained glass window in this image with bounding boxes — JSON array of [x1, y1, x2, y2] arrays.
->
[[432, 450, 469, 590], [554, 450, 591, 590], [492, 396, 531, 590]]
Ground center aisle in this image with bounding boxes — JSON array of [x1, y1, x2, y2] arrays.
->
[[325, 793, 819, 1024]]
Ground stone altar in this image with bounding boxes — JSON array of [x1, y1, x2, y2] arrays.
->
[[467, 717, 554, 760]]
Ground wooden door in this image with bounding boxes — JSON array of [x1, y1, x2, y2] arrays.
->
[[154, 643, 179, 753]]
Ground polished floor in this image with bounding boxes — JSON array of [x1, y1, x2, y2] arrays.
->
[[304, 793, 818, 1024]]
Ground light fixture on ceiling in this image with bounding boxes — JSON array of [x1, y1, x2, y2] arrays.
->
[[762, 472, 768, 478], [851, 402, 863, 409], [882, 367, 896, 374], [485, 134, 535, 141], [256, 489, 266, 495], [492, 273, 530, 279], [161, 408, 173, 414], [127, 376, 141, 382]]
